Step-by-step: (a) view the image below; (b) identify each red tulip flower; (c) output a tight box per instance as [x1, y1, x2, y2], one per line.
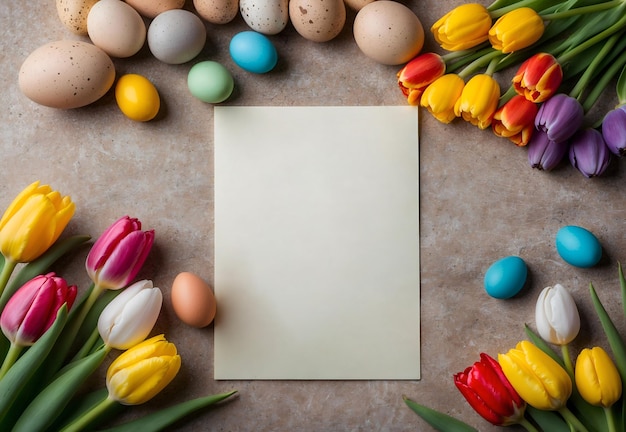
[454, 353, 526, 426]
[397, 53, 446, 106]
[86, 216, 155, 291]
[512, 53, 563, 103]
[492, 95, 539, 146]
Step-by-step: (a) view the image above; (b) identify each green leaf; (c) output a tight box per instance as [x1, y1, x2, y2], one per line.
[617, 64, 626, 105]
[524, 324, 566, 367]
[403, 396, 478, 432]
[0, 234, 91, 311]
[0, 305, 68, 424]
[11, 345, 108, 432]
[526, 406, 570, 432]
[619, 262, 626, 321]
[96, 391, 238, 432]
[51, 388, 126, 432]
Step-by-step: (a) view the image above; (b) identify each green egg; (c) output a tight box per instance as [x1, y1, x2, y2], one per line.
[187, 61, 234, 104]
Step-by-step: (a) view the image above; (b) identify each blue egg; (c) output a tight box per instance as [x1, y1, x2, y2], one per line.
[229, 31, 278, 74]
[484, 256, 528, 299]
[556, 225, 602, 268]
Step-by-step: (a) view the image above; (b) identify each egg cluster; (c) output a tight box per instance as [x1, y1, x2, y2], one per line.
[18, 0, 426, 121]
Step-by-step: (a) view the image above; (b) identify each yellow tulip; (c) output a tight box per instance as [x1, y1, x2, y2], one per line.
[575, 347, 622, 408]
[0, 181, 75, 263]
[420, 74, 465, 124]
[489, 8, 545, 53]
[498, 340, 572, 411]
[454, 74, 500, 129]
[431, 3, 492, 51]
[106, 334, 181, 405]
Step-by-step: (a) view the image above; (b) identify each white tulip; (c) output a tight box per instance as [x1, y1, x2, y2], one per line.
[98, 279, 162, 350]
[535, 283, 580, 345]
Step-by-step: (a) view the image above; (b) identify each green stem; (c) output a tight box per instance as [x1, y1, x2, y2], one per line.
[561, 344, 575, 378]
[559, 406, 590, 432]
[0, 342, 23, 380]
[490, 0, 548, 17]
[0, 259, 17, 303]
[519, 417, 541, 432]
[570, 33, 619, 102]
[542, 0, 623, 20]
[71, 325, 101, 362]
[458, 51, 503, 79]
[604, 406, 617, 432]
[558, 9, 626, 64]
[60, 395, 116, 432]
[583, 46, 626, 112]
[499, 85, 518, 107]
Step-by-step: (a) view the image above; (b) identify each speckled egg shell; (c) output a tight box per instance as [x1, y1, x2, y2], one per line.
[289, 0, 346, 43]
[343, 0, 376, 11]
[240, 0, 289, 35]
[194, 0, 239, 25]
[18, 40, 115, 109]
[56, 0, 99, 35]
[125, 0, 185, 19]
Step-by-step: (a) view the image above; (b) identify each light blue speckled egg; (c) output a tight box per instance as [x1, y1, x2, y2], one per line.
[484, 256, 528, 299]
[556, 225, 602, 268]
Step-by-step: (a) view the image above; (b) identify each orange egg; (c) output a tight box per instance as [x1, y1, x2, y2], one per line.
[171, 272, 217, 328]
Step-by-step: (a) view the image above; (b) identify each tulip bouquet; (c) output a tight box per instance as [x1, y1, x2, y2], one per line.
[0, 181, 236, 431]
[397, 0, 626, 177]
[404, 266, 626, 432]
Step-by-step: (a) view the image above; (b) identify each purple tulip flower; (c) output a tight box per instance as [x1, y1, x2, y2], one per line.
[601, 105, 626, 156]
[528, 129, 569, 171]
[86, 216, 155, 290]
[569, 128, 611, 178]
[535, 94, 584, 143]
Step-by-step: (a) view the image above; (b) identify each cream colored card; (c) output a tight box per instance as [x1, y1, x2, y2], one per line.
[213, 106, 420, 380]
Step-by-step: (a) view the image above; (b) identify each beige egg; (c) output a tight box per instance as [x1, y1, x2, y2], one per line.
[353, 1, 424, 65]
[194, 0, 239, 24]
[88, 0, 146, 58]
[56, 0, 99, 35]
[18, 40, 115, 109]
[289, 0, 346, 43]
[171, 272, 217, 328]
[343, 0, 376, 11]
[125, 0, 185, 19]
[240, 0, 289, 35]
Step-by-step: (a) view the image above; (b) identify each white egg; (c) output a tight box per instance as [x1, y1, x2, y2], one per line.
[87, 0, 146, 58]
[147, 9, 206, 64]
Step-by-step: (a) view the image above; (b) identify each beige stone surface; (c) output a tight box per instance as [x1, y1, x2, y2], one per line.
[1, 1, 625, 431]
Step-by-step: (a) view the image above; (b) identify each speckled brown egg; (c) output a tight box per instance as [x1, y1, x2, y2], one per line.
[56, 0, 99, 35]
[171, 272, 217, 328]
[125, 0, 185, 19]
[289, 0, 346, 43]
[194, 0, 240, 24]
[18, 40, 115, 109]
[353, 0, 424, 65]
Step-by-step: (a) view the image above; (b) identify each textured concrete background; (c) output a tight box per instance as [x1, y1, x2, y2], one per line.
[1, 1, 625, 431]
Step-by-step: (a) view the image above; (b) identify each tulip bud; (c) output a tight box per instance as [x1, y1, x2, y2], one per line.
[601, 105, 626, 156]
[86, 215, 155, 290]
[454, 74, 500, 129]
[397, 53, 446, 106]
[535, 94, 584, 143]
[431, 3, 492, 51]
[513, 53, 563, 103]
[575, 347, 622, 408]
[420, 74, 465, 124]
[535, 284, 580, 346]
[492, 95, 538, 146]
[98, 279, 163, 350]
[0, 272, 77, 346]
[569, 128, 611, 178]
[106, 334, 181, 405]
[489, 8, 544, 53]
[527, 129, 568, 171]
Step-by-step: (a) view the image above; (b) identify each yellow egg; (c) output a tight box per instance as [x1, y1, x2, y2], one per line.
[171, 272, 217, 328]
[115, 74, 160, 121]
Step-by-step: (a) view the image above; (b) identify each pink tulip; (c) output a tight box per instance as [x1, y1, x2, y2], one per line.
[86, 216, 155, 290]
[0, 272, 77, 346]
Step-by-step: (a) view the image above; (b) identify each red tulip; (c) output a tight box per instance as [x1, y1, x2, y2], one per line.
[454, 353, 526, 426]
[512, 53, 562, 103]
[492, 95, 539, 146]
[397, 53, 446, 106]
[0, 272, 76, 346]
[85, 216, 154, 290]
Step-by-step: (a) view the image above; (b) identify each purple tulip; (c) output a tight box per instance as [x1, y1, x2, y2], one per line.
[85, 216, 155, 290]
[535, 94, 584, 143]
[601, 105, 626, 156]
[528, 129, 569, 171]
[569, 128, 611, 178]
[0, 272, 77, 346]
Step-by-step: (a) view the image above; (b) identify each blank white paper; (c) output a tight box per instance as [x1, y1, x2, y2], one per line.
[213, 106, 420, 380]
